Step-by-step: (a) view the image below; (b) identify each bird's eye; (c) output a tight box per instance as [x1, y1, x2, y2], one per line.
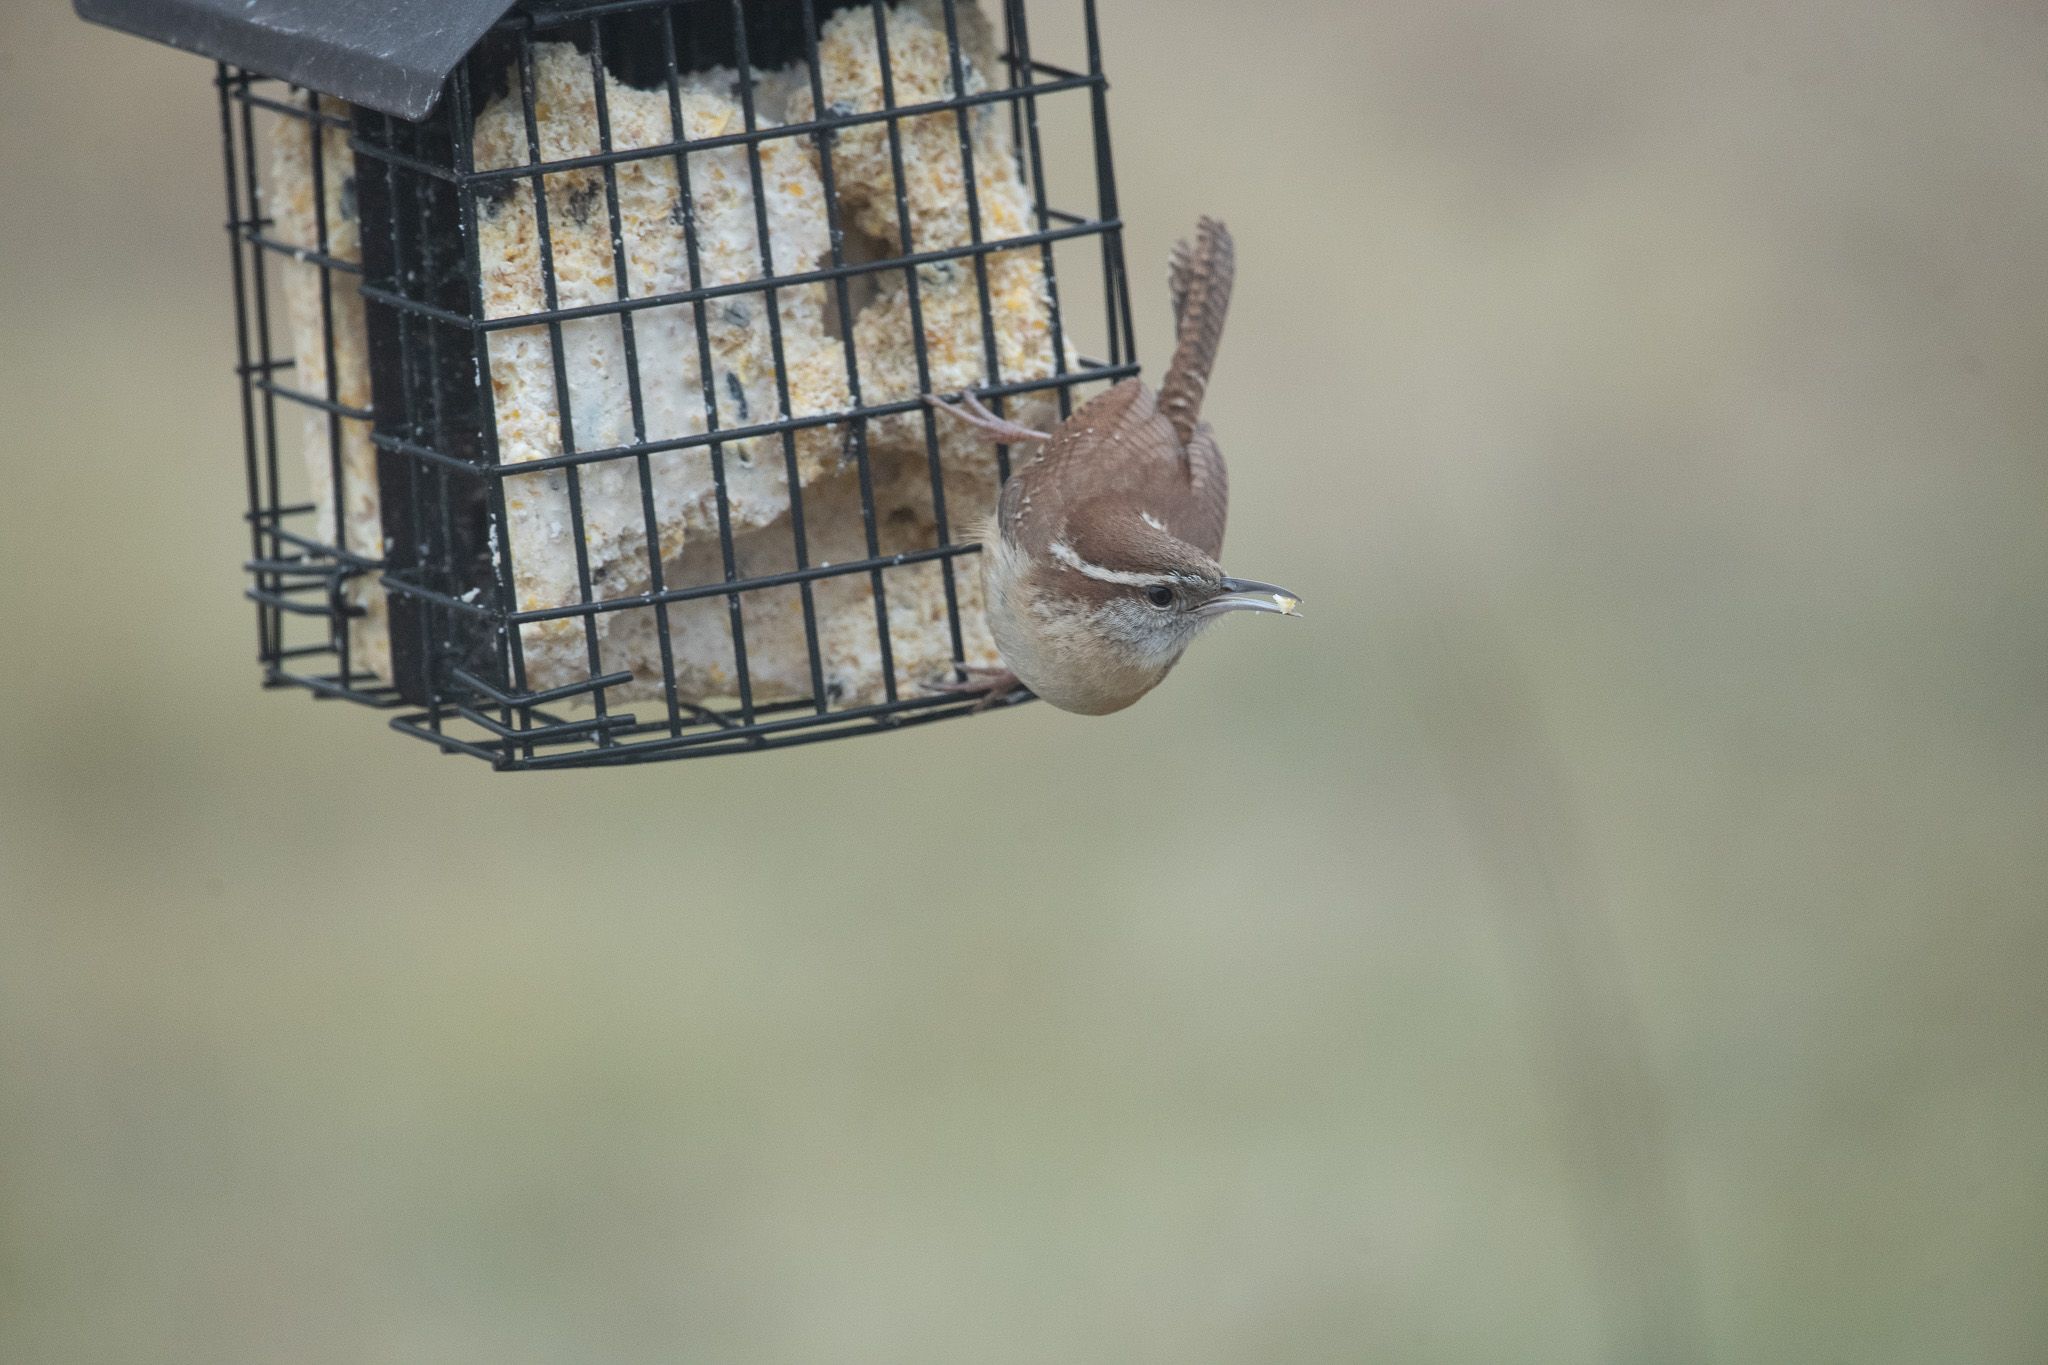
[1145, 585, 1175, 608]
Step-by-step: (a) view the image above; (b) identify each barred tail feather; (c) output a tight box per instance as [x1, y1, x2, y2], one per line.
[1159, 216, 1235, 451]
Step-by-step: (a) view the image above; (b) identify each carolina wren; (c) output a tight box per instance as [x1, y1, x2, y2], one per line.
[928, 217, 1300, 715]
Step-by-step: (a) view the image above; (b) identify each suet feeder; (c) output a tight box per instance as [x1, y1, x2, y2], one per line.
[76, 0, 1135, 767]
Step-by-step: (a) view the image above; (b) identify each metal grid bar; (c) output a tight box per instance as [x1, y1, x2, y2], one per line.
[451, 58, 538, 756]
[936, 0, 1016, 485]
[345, 70, 1103, 186]
[355, 216, 1117, 335]
[800, 0, 898, 706]
[654, 2, 759, 730]
[730, 0, 830, 716]
[302, 85, 355, 690]
[586, 24, 687, 739]
[515, 32, 618, 750]
[868, 0, 968, 671]
[387, 538, 981, 625]
[1000, 0, 1075, 421]
[1084, 0, 1137, 366]
[373, 363, 1129, 481]
[219, 67, 275, 669]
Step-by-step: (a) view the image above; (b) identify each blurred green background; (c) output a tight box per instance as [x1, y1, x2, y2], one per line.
[3, 2, 2045, 1361]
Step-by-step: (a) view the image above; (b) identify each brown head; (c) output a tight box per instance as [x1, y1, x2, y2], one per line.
[1003, 496, 1299, 715]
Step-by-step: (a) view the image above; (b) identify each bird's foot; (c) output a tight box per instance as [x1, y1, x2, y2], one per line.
[925, 391, 1053, 445]
[925, 664, 1028, 713]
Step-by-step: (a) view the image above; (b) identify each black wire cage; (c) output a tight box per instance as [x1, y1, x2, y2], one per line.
[77, 0, 1135, 769]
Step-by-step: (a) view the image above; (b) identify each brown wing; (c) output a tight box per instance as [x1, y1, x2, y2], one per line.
[998, 379, 1228, 559]
[1158, 218, 1235, 454]
[1177, 420, 1229, 558]
[999, 380, 1171, 552]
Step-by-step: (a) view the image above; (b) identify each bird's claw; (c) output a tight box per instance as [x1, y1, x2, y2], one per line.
[924, 391, 1053, 445]
[924, 664, 1027, 713]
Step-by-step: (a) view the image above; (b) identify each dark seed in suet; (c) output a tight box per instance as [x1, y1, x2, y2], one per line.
[565, 181, 600, 226]
[474, 180, 515, 216]
[821, 100, 857, 143]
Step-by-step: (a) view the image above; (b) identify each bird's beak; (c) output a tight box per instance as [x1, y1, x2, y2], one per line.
[1198, 577, 1304, 619]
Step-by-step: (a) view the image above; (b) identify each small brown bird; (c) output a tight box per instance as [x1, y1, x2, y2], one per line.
[929, 217, 1300, 715]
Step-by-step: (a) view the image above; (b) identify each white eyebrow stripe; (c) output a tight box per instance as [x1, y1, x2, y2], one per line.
[1048, 539, 1177, 587]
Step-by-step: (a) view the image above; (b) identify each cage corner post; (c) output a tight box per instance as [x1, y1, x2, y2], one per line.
[352, 96, 503, 717]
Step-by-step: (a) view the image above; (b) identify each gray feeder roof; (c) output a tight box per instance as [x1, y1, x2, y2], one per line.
[75, 0, 526, 120]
